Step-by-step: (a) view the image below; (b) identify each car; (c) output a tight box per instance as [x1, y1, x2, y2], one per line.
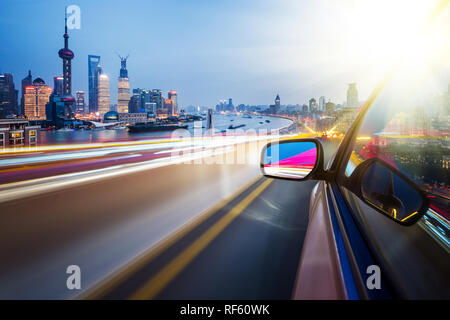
[260, 61, 449, 299]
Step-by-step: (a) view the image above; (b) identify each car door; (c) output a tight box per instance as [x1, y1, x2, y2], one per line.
[293, 3, 449, 299]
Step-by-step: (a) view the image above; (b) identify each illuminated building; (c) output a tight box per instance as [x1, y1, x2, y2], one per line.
[168, 90, 178, 114]
[0, 119, 39, 147]
[98, 71, 111, 116]
[24, 78, 52, 120]
[57, 10, 75, 111]
[129, 88, 154, 113]
[117, 55, 130, 113]
[88, 55, 101, 113]
[128, 92, 141, 113]
[150, 89, 163, 110]
[164, 99, 174, 116]
[0, 73, 18, 117]
[53, 76, 63, 95]
[346, 83, 359, 107]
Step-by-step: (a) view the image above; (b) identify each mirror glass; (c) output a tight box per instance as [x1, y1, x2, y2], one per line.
[360, 161, 426, 224]
[262, 141, 317, 179]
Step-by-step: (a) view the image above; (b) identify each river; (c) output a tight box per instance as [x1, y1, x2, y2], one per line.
[38, 114, 293, 146]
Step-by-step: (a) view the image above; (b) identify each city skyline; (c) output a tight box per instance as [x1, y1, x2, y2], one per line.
[1, 0, 421, 108]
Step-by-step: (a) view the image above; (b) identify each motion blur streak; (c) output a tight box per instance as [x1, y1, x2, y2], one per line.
[0, 145, 238, 203]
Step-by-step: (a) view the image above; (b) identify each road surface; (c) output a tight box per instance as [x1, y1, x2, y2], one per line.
[0, 136, 338, 299]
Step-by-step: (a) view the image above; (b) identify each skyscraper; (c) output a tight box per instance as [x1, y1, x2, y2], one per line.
[53, 76, 63, 95]
[275, 94, 280, 111]
[117, 55, 130, 113]
[0, 73, 18, 117]
[129, 88, 142, 113]
[21, 70, 32, 115]
[98, 70, 111, 116]
[319, 96, 326, 111]
[309, 98, 317, 112]
[168, 90, 178, 115]
[88, 55, 101, 113]
[164, 99, 174, 115]
[24, 77, 52, 120]
[150, 89, 163, 111]
[346, 83, 359, 107]
[228, 98, 235, 112]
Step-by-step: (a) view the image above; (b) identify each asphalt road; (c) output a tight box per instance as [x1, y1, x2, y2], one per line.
[93, 177, 317, 300]
[0, 137, 338, 299]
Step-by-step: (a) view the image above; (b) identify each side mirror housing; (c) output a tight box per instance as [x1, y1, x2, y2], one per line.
[260, 139, 325, 181]
[348, 158, 429, 226]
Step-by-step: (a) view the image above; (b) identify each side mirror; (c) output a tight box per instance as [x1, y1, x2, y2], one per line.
[349, 158, 429, 226]
[260, 139, 324, 180]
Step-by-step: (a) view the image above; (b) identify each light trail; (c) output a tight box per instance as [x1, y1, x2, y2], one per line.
[0, 134, 288, 168]
[0, 147, 234, 203]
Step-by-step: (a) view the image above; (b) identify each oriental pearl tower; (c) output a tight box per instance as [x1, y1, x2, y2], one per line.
[57, 9, 75, 113]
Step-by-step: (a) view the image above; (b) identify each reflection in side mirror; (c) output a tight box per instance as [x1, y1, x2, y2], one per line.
[260, 139, 321, 180]
[355, 159, 429, 225]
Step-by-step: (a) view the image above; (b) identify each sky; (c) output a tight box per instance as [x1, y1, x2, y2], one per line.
[0, 0, 448, 108]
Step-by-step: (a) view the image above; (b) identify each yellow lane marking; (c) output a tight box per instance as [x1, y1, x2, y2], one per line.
[128, 178, 274, 300]
[80, 175, 263, 300]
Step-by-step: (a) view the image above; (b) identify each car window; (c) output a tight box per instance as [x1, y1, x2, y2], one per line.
[338, 5, 450, 298]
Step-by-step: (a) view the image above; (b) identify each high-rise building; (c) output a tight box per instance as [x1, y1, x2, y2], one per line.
[275, 94, 280, 110]
[319, 96, 326, 111]
[97, 70, 110, 116]
[24, 77, 52, 120]
[164, 99, 174, 115]
[0, 73, 18, 117]
[150, 89, 163, 110]
[346, 83, 359, 107]
[129, 89, 142, 113]
[20, 70, 32, 115]
[145, 102, 156, 114]
[53, 76, 64, 95]
[309, 98, 317, 112]
[76, 91, 85, 114]
[168, 90, 178, 115]
[117, 55, 130, 113]
[88, 55, 101, 113]
[228, 98, 234, 112]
